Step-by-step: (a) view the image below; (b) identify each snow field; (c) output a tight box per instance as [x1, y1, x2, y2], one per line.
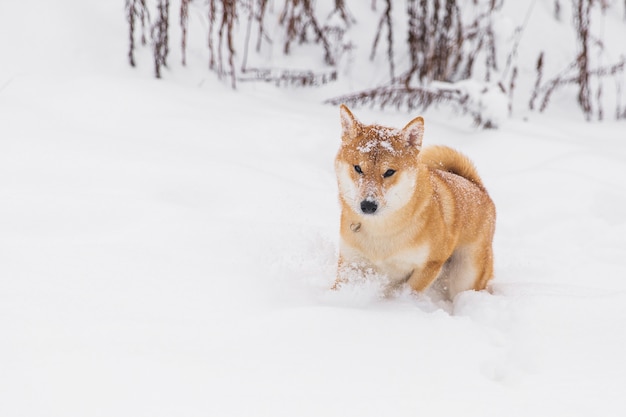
[3, 72, 626, 416]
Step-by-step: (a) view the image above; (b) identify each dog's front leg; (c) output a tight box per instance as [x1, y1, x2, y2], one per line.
[331, 278, 344, 290]
[406, 260, 445, 293]
[332, 255, 359, 290]
[331, 256, 347, 290]
[332, 243, 369, 290]
[332, 252, 373, 290]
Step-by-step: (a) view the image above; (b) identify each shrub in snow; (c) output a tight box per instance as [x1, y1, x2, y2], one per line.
[125, 0, 626, 125]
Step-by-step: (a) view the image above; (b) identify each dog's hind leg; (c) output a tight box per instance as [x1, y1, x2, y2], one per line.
[406, 260, 446, 294]
[473, 244, 494, 292]
[447, 244, 493, 299]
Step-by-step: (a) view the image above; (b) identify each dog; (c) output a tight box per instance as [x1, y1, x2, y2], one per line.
[333, 105, 496, 300]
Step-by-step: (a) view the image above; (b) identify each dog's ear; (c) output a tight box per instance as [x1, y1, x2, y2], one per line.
[339, 104, 360, 142]
[401, 116, 424, 150]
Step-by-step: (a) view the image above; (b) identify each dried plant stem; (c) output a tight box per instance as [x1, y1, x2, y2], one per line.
[218, 0, 237, 88]
[370, 0, 394, 80]
[207, 0, 216, 70]
[508, 66, 518, 116]
[280, 0, 336, 65]
[242, 0, 254, 72]
[126, 0, 150, 67]
[574, 0, 593, 120]
[152, 0, 170, 78]
[180, 0, 191, 66]
[127, 0, 137, 67]
[328, 0, 355, 26]
[238, 68, 337, 86]
[256, 0, 270, 52]
[325, 83, 492, 128]
[529, 52, 544, 110]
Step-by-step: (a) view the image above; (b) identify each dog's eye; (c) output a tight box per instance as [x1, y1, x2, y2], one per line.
[383, 169, 396, 178]
[354, 165, 363, 174]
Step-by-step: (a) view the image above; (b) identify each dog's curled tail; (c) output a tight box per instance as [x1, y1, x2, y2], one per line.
[419, 145, 486, 190]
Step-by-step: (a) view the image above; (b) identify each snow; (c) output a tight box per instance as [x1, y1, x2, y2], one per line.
[357, 137, 398, 154]
[2, 1, 626, 417]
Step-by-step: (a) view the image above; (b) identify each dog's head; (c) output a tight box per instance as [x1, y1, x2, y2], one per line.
[335, 105, 425, 217]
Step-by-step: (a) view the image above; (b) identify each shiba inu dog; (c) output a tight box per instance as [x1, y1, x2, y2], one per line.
[333, 105, 496, 299]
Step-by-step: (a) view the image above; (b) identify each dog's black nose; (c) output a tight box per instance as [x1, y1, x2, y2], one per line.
[360, 200, 378, 214]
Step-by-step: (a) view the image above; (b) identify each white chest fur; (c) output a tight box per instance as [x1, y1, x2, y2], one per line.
[340, 239, 430, 284]
[374, 244, 430, 283]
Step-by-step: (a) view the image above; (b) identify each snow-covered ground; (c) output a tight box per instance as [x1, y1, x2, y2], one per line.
[2, 2, 626, 417]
